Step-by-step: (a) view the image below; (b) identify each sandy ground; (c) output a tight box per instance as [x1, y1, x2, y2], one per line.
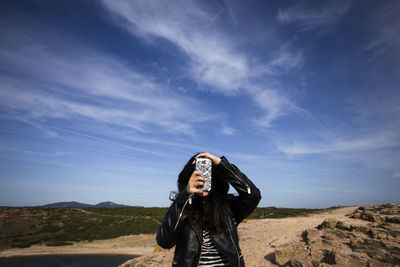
[0, 206, 361, 266]
[0, 234, 156, 257]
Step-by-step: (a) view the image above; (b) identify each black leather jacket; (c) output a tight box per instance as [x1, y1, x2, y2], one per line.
[156, 156, 261, 267]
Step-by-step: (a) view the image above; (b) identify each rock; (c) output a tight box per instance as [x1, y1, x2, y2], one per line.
[336, 221, 351, 231]
[302, 229, 321, 244]
[309, 244, 325, 263]
[367, 258, 394, 267]
[361, 211, 376, 222]
[321, 232, 335, 240]
[376, 233, 387, 240]
[350, 238, 363, 249]
[351, 224, 370, 233]
[318, 218, 338, 229]
[372, 215, 385, 224]
[272, 204, 400, 267]
[385, 215, 400, 223]
[288, 253, 313, 267]
[335, 252, 365, 266]
[288, 257, 304, 267]
[367, 248, 386, 260]
[367, 229, 378, 238]
[321, 250, 336, 265]
[274, 244, 296, 265]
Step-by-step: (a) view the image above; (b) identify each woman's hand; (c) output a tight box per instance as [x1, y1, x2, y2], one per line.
[193, 152, 221, 165]
[186, 171, 209, 197]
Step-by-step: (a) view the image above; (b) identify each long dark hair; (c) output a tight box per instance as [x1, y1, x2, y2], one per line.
[175, 153, 231, 232]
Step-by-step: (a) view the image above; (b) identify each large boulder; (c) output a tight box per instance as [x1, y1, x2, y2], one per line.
[274, 244, 297, 265]
[317, 218, 338, 229]
[308, 243, 325, 263]
[361, 211, 375, 222]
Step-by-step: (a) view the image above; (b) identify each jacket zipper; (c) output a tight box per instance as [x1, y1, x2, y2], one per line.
[228, 221, 241, 267]
[220, 161, 251, 194]
[173, 194, 192, 231]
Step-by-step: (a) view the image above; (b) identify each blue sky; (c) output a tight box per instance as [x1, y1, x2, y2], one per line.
[0, 0, 399, 208]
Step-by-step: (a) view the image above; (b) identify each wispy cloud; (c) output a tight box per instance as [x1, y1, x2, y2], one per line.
[251, 87, 295, 127]
[277, 134, 399, 155]
[220, 124, 236, 136]
[0, 25, 217, 135]
[364, 1, 400, 63]
[277, 0, 352, 33]
[100, 0, 304, 127]
[274, 88, 400, 178]
[263, 49, 303, 75]
[101, 0, 248, 94]
[23, 150, 72, 157]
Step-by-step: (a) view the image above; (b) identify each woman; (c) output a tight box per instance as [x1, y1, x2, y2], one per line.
[157, 152, 261, 267]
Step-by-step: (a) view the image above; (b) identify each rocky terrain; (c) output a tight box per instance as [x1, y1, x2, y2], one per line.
[272, 204, 400, 266]
[120, 204, 400, 267]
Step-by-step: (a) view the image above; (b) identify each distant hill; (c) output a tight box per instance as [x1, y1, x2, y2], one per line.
[0, 201, 140, 209]
[41, 201, 136, 208]
[41, 201, 93, 208]
[94, 201, 130, 208]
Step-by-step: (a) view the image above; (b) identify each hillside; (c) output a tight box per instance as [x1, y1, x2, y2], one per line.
[0, 207, 166, 250]
[1, 201, 135, 209]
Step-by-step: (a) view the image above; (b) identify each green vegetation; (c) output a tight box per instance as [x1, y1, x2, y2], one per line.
[0, 206, 337, 250]
[45, 241, 73, 246]
[0, 207, 167, 250]
[247, 206, 337, 219]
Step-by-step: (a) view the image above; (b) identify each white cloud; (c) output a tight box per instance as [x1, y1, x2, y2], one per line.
[277, 1, 352, 33]
[22, 151, 72, 157]
[0, 28, 216, 135]
[101, 0, 248, 94]
[277, 134, 400, 155]
[100, 0, 305, 127]
[364, 1, 400, 63]
[220, 124, 235, 136]
[251, 88, 292, 127]
[263, 49, 303, 75]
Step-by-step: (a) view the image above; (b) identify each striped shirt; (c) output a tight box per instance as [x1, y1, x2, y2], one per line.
[198, 229, 231, 266]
